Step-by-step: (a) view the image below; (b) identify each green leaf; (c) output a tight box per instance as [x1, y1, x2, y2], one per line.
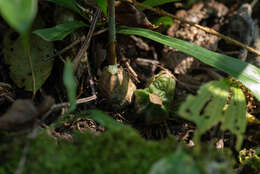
[79, 109, 124, 129]
[94, 0, 107, 16]
[148, 71, 176, 107]
[33, 21, 87, 41]
[149, 150, 201, 174]
[179, 80, 230, 138]
[63, 59, 77, 112]
[3, 31, 54, 91]
[48, 0, 85, 18]
[179, 79, 247, 150]
[134, 71, 176, 124]
[153, 16, 173, 28]
[117, 26, 260, 101]
[0, 0, 37, 34]
[221, 85, 247, 150]
[139, 0, 179, 11]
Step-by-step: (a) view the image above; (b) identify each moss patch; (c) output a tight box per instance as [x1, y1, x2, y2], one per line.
[0, 126, 234, 174]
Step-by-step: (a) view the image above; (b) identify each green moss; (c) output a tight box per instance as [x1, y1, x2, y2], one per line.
[0, 132, 25, 174]
[0, 126, 235, 174]
[1, 127, 176, 174]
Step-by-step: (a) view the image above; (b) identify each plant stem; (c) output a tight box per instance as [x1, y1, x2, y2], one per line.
[72, 8, 101, 71]
[108, 0, 117, 65]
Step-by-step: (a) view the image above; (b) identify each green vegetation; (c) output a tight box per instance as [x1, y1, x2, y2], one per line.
[0, 125, 234, 174]
[134, 71, 176, 124]
[0, 0, 260, 173]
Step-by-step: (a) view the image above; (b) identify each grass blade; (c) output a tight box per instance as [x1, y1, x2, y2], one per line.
[117, 26, 260, 101]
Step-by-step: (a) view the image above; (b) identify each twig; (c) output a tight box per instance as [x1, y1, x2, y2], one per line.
[41, 95, 97, 121]
[135, 57, 160, 65]
[123, 60, 140, 83]
[58, 55, 66, 64]
[85, 55, 97, 97]
[131, 0, 260, 56]
[93, 28, 109, 36]
[72, 8, 101, 70]
[43, 36, 85, 61]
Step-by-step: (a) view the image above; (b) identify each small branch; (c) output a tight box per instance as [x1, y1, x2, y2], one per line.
[72, 8, 101, 70]
[41, 95, 97, 121]
[86, 56, 97, 97]
[123, 60, 140, 83]
[108, 0, 117, 65]
[43, 36, 85, 61]
[131, 0, 260, 56]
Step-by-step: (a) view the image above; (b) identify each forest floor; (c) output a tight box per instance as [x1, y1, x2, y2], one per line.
[0, 0, 260, 174]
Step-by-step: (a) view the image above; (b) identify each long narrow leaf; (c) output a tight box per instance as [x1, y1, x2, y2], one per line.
[117, 26, 260, 101]
[33, 21, 87, 41]
[63, 59, 77, 112]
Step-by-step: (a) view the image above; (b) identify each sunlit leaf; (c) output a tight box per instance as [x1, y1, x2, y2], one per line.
[0, 0, 37, 33]
[221, 85, 247, 150]
[63, 59, 77, 112]
[179, 79, 247, 150]
[117, 26, 260, 101]
[179, 80, 230, 139]
[33, 21, 87, 41]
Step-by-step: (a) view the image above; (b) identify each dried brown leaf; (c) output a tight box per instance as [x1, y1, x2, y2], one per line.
[149, 93, 162, 105]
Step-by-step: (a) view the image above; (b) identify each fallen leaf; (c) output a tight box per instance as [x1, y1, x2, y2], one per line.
[3, 31, 54, 91]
